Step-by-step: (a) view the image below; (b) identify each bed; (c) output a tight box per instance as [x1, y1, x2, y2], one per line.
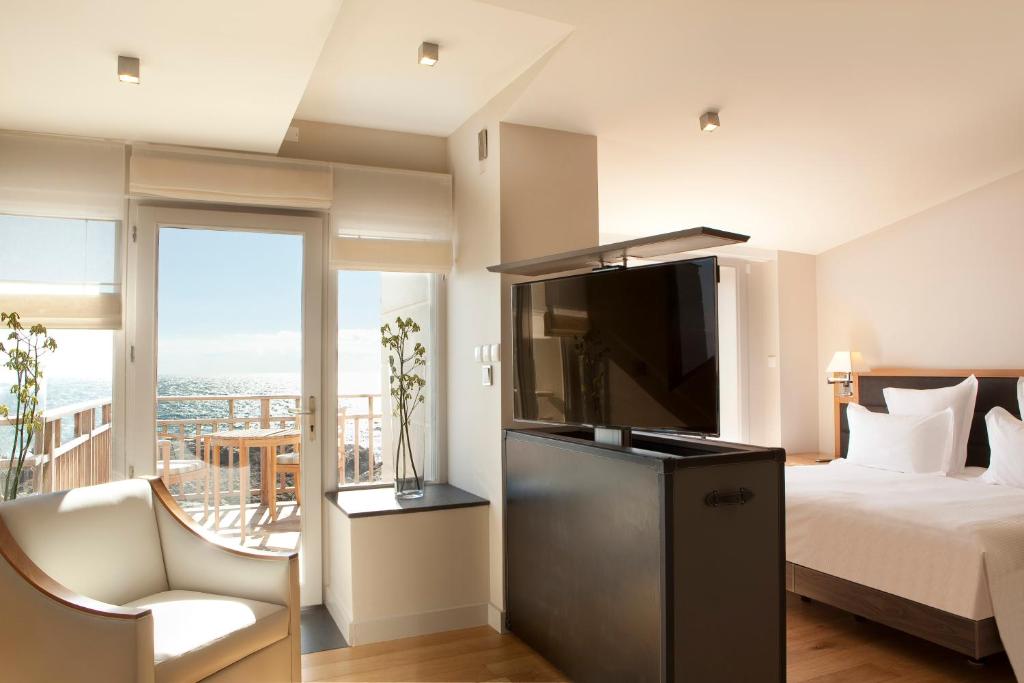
[786, 369, 1024, 662]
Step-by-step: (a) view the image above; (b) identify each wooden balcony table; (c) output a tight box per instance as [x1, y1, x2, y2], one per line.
[200, 427, 301, 542]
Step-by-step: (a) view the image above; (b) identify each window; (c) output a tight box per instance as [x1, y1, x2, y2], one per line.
[337, 271, 438, 486]
[0, 214, 121, 499]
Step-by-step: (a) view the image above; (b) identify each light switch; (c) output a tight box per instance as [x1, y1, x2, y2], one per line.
[490, 343, 500, 361]
[481, 345, 491, 363]
[474, 346, 482, 362]
[767, 355, 778, 368]
[482, 365, 493, 386]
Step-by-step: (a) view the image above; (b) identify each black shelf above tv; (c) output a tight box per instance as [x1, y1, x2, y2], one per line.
[486, 226, 749, 276]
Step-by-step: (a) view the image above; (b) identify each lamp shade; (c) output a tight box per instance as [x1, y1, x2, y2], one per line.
[826, 351, 852, 374]
[826, 351, 867, 374]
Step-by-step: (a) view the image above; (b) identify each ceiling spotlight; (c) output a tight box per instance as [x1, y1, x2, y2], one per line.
[699, 110, 720, 132]
[418, 42, 439, 66]
[118, 55, 140, 84]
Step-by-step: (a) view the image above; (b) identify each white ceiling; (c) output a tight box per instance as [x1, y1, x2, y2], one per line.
[294, 0, 573, 137]
[0, 0, 342, 153]
[4, 1, 1023, 253]
[480, 0, 1024, 253]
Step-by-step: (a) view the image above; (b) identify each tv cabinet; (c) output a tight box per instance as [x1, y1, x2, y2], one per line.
[503, 427, 785, 683]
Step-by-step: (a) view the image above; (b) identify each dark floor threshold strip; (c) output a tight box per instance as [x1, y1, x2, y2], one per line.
[301, 604, 347, 654]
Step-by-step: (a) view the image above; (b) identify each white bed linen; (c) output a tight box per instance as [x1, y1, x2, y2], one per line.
[787, 460, 1024, 619]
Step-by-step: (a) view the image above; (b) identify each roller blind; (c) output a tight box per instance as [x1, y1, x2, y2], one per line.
[129, 144, 334, 210]
[0, 214, 121, 329]
[329, 164, 453, 272]
[0, 131, 125, 220]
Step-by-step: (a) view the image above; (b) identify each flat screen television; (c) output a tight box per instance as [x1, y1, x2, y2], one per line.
[512, 257, 719, 435]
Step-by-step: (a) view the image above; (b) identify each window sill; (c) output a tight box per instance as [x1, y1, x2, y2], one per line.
[325, 483, 488, 519]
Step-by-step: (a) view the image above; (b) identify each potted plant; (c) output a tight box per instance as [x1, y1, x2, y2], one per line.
[0, 312, 56, 502]
[380, 316, 427, 499]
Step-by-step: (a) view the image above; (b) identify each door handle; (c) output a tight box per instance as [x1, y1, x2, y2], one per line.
[288, 396, 316, 441]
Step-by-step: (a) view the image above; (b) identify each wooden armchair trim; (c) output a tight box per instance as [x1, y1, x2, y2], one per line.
[144, 476, 298, 562]
[0, 513, 151, 621]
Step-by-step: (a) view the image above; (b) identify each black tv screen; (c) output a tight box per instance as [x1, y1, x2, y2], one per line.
[512, 257, 719, 435]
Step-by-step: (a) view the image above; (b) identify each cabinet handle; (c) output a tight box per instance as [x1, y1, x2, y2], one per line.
[705, 488, 754, 507]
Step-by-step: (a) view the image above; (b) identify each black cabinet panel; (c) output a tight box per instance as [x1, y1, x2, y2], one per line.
[503, 429, 784, 683]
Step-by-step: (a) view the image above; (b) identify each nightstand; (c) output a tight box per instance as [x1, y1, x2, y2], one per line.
[786, 452, 835, 467]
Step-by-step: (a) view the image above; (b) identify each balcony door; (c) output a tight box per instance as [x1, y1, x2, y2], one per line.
[125, 206, 324, 605]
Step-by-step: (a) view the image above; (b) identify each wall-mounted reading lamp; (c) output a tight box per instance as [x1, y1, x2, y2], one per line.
[826, 351, 867, 398]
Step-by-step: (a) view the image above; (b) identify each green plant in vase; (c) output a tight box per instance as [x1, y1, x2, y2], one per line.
[0, 312, 57, 502]
[381, 316, 426, 498]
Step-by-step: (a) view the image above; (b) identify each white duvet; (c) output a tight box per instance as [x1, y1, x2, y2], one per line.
[787, 460, 1024, 675]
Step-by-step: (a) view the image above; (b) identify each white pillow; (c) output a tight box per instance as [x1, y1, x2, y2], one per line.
[883, 375, 978, 474]
[981, 407, 1024, 488]
[846, 403, 953, 474]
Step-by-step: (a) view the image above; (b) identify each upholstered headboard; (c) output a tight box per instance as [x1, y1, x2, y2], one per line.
[837, 369, 1024, 468]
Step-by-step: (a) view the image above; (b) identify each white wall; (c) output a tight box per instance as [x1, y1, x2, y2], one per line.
[777, 251, 819, 453]
[816, 168, 1024, 454]
[445, 56, 596, 632]
[746, 258, 782, 447]
[445, 74, 517, 633]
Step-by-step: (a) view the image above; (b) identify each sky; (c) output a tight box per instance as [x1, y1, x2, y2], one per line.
[157, 228, 383, 392]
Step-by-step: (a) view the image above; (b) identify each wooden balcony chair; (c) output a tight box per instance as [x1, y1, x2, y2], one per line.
[269, 449, 301, 521]
[157, 438, 212, 523]
[0, 477, 300, 682]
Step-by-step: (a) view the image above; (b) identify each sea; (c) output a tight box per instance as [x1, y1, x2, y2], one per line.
[1, 373, 379, 455]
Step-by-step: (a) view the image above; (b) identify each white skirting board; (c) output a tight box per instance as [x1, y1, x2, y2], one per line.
[325, 588, 487, 646]
[324, 586, 353, 645]
[488, 603, 506, 633]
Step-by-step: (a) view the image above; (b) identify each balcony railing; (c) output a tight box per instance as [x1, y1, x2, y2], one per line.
[0, 393, 383, 497]
[156, 393, 383, 486]
[0, 397, 113, 495]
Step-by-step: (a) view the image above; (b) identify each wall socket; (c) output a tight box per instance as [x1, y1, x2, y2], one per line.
[482, 365, 493, 386]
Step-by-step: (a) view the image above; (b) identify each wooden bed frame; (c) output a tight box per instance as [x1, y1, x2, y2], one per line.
[788, 368, 1024, 661]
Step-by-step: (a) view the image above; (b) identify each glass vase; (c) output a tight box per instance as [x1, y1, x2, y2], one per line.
[391, 415, 425, 499]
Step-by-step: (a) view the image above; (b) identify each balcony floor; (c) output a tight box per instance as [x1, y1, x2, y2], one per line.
[183, 499, 301, 553]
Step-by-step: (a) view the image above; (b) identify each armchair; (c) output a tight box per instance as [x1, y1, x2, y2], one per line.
[0, 477, 300, 683]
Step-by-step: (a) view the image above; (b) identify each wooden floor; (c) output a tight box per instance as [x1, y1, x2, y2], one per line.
[301, 595, 1017, 682]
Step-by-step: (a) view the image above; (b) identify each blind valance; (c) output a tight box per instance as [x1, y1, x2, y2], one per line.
[329, 236, 452, 273]
[129, 144, 333, 210]
[0, 131, 125, 220]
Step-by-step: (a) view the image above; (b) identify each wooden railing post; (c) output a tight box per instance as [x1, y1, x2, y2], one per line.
[47, 418, 61, 492]
[260, 397, 271, 429]
[338, 408, 348, 485]
[368, 396, 376, 481]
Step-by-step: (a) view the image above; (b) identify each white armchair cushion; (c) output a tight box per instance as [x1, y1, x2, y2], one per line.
[122, 590, 288, 683]
[0, 478, 168, 605]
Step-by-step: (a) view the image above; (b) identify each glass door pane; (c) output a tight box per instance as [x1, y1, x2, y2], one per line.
[156, 227, 303, 552]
